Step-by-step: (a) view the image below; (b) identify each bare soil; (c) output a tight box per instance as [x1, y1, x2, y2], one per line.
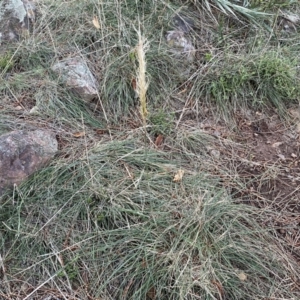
[233, 109, 300, 264]
[179, 105, 300, 269]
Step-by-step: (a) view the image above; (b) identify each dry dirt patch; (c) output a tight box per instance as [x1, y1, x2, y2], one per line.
[235, 109, 300, 261]
[198, 107, 300, 264]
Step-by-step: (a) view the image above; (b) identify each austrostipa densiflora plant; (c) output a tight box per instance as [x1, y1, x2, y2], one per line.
[135, 27, 149, 126]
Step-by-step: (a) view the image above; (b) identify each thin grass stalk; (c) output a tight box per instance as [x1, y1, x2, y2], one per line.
[135, 29, 149, 126]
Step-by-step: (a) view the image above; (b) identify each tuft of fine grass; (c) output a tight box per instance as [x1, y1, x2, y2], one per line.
[189, 45, 300, 115]
[1, 136, 299, 299]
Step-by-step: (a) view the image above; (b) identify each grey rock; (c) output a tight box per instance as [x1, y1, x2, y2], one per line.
[172, 14, 194, 33]
[166, 13, 196, 79]
[166, 30, 195, 62]
[51, 57, 98, 101]
[0, 0, 36, 43]
[0, 130, 58, 195]
[281, 12, 300, 25]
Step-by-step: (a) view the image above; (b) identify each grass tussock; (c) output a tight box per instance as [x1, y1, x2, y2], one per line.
[191, 48, 300, 112]
[1, 137, 299, 299]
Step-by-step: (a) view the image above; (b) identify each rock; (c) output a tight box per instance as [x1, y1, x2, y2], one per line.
[210, 149, 220, 160]
[22, 0, 36, 23]
[289, 108, 300, 120]
[277, 13, 299, 34]
[0, 0, 36, 43]
[165, 29, 195, 79]
[172, 14, 194, 33]
[41, 296, 65, 300]
[166, 30, 195, 62]
[206, 146, 221, 160]
[0, 130, 58, 195]
[51, 57, 98, 101]
[283, 13, 300, 24]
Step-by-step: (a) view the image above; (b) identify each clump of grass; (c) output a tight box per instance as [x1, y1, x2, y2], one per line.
[0, 52, 14, 74]
[188, 0, 271, 26]
[191, 47, 300, 112]
[253, 51, 299, 104]
[149, 109, 175, 135]
[1, 137, 299, 299]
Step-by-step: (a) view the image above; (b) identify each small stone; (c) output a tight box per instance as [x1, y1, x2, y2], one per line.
[289, 108, 300, 119]
[29, 106, 40, 115]
[0, 130, 58, 195]
[166, 30, 195, 62]
[212, 130, 221, 137]
[237, 272, 247, 281]
[0, 0, 36, 43]
[272, 142, 283, 148]
[210, 149, 220, 159]
[283, 13, 300, 24]
[51, 57, 98, 101]
[172, 14, 194, 33]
